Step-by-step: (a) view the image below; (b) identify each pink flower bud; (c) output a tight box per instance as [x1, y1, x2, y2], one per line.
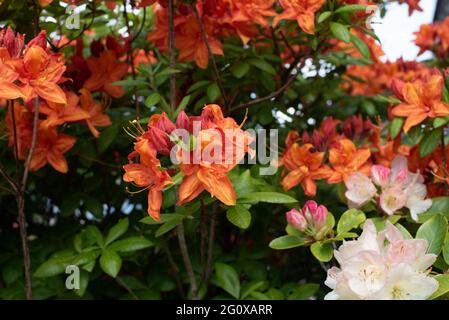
[312, 205, 327, 229]
[301, 200, 318, 217]
[0, 26, 24, 58]
[148, 127, 172, 156]
[286, 208, 307, 232]
[27, 30, 48, 49]
[156, 112, 176, 133]
[176, 110, 190, 131]
[371, 165, 391, 188]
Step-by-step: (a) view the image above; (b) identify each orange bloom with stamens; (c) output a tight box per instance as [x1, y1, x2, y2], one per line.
[391, 74, 449, 133]
[123, 137, 173, 220]
[177, 104, 253, 206]
[14, 45, 67, 105]
[83, 50, 128, 98]
[327, 139, 371, 184]
[280, 140, 332, 197]
[79, 88, 112, 138]
[273, 0, 326, 35]
[30, 125, 76, 173]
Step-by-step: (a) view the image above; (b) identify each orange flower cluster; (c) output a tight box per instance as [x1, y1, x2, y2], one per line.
[280, 115, 376, 196]
[0, 28, 115, 173]
[148, 0, 325, 68]
[414, 16, 449, 59]
[123, 104, 253, 220]
[391, 72, 449, 133]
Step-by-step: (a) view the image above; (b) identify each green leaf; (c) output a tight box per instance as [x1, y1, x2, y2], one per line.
[416, 215, 448, 255]
[226, 205, 251, 229]
[215, 263, 240, 299]
[419, 128, 442, 158]
[429, 274, 449, 299]
[443, 233, 449, 265]
[207, 83, 220, 102]
[84, 197, 103, 219]
[105, 218, 129, 246]
[175, 95, 191, 116]
[247, 58, 276, 75]
[389, 117, 404, 139]
[240, 281, 266, 299]
[230, 61, 250, 79]
[108, 237, 153, 252]
[85, 225, 104, 248]
[97, 124, 118, 154]
[350, 33, 371, 59]
[74, 270, 89, 297]
[269, 235, 307, 250]
[318, 11, 332, 23]
[156, 67, 181, 78]
[155, 215, 184, 237]
[310, 241, 333, 262]
[112, 79, 148, 87]
[99, 249, 122, 278]
[335, 4, 369, 14]
[337, 209, 366, 234]
[395, 223, 413, 240]
[187, 80, 211, 93]
[433, 116, 449, 128]
[288, 283, 319, 300]
[34, 251, 75, 278]
[237, 192, 298, 204]
[330, 22, 351, 43]
[425, 197, 449, 214]
[140, 213, 184, 225]
[144, 93, 160, 108]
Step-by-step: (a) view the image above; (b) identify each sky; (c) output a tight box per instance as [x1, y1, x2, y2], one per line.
[372, 0, 437, 61]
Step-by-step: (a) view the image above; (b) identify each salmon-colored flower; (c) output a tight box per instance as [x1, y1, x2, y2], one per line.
[391, 73, 449, 133]
[327, 139, 371, 184]
[123, 137, 173, 220]
[79, 88, 112, 138]
[273, 0, 326, 35]
[14, 44, 67, 104]
[280, 142, 332, 197]
[30, 125, 76, 173]
[40, 90, 90, 127]
[83, 50, 128, 98]
[177, 104, 253, 206]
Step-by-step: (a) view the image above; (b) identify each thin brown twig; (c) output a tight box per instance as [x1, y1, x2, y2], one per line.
[162, 240, 185, 299]
[10, 101, 22, 181]
[116, 276, 140, 300]
[123, 0, 140, 119]
[177, 222, 198, 299]
[191, 6, 228, 108]
[203, 205, 217, 286]
[199, 198, 207, 269]
[441, 129, 448, 195]
[168, 0, 176, 110]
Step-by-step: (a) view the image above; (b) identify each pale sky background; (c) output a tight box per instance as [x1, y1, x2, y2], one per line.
[372, 0, 437, 61]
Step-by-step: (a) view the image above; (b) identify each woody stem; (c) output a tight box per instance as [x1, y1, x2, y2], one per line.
[168, 0, 176, 110]
[441, 129, 448, 195]
[177, 222, 198, 299]
[191, 5, 228, 109]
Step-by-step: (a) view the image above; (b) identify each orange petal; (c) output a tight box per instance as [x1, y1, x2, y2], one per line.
[0, 81, 24, 99]
[177, 173, 205, 206]
[35, 83, 67, 105]
[197, 168, 236, 206]
[47, 149, 69, 173]
[281, 167, 306, 191]
[148, 188, 162, 221]
[403, 112, 427, 132]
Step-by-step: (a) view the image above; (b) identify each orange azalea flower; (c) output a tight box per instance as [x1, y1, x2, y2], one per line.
[273, 0, 326, 35]
[177, 104, 253, 206]
[30, 125, 76, 173]
[79, 88, 112, 138]
[10, 43, 67, 105]
[40, 90, 90, 127]
[391, 74, 449, 133]
[327, 139, 371, 183]
[176, 14, 223, 69]
[280, 142, 332, 197]
[123, 137, 173, 220]
[83, 50, 128, 98]
[230, 0, 276, 28]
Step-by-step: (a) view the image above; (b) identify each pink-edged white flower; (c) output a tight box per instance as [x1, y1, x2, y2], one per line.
[285, 200, 328, 239]
[324, 220, 438, 300]
[345, 155, 432, 221]
[345, 173, 377, 208]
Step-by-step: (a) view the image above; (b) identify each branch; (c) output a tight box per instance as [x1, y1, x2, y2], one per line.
[168, 0, 177, 110]
[191, 6, 228, 108]
[162, 239, 185, 299]
[123, 0, 140, 118]
[177, 222, 198, 299]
